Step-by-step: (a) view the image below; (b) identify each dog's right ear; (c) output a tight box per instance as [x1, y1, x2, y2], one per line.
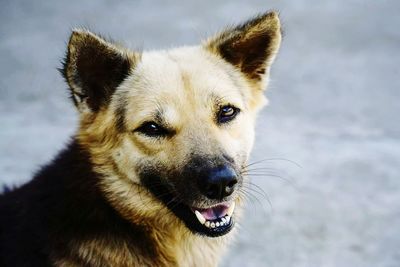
[61, 30, 137, 112]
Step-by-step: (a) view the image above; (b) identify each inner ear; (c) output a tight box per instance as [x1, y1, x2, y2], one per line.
[61, 30, 137, 112]
[206, 11, 281, 84]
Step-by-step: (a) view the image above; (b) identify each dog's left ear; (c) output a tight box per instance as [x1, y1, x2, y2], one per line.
[206, 11, 281, 88]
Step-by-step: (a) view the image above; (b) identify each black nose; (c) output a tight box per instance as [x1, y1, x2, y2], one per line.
[198, 165, 238, 200]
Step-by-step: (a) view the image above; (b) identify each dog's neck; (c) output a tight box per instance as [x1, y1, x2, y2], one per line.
[169, 229, 232, 267]
[68, 221, 232, 267]
[145, 223, 232, 267]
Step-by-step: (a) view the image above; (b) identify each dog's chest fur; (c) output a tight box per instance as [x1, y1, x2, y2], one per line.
[64, 230, 230, 267]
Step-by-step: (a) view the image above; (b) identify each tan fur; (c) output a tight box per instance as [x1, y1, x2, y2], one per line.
[58, 11, 281, 267]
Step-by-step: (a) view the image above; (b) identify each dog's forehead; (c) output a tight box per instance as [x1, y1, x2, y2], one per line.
[120, 46, 247, 113]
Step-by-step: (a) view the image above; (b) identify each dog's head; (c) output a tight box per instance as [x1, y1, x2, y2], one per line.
[62, 12, 281, 237]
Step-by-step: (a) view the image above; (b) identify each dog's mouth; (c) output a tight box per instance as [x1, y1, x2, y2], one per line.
[168, 199, 236, 237]
[141, 173, 235, 237]
[192, 202, 235, 232]
[158, 192, 236, 237]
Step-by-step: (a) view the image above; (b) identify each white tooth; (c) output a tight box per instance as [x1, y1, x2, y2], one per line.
[211, 222, 215, 228]
[195, 210, 206, 225]
[225, 215, 231, 223]
[221, 217, 226, 223]
[227, 202, 236, 217]
[216, 222, 220, 227]
[205, 221, 211, 228]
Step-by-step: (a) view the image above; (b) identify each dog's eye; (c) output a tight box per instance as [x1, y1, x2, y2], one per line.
[217, 105, 240, 124]
[136, 122, 169, 137]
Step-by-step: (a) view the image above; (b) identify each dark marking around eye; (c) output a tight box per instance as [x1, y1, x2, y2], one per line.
[135, 121, 172, 138]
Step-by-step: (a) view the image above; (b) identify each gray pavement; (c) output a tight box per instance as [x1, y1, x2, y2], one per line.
[1, 1, 399, 266]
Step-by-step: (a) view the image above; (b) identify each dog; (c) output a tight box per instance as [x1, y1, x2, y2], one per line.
[0, 11, 281, 267]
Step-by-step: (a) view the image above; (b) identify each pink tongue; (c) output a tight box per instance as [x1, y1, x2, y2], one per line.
[199, 205, 229, 221]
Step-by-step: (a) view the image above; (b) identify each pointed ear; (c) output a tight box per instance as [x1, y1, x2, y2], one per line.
[205, 11, 281, 87]
[61, 30, 137, 112]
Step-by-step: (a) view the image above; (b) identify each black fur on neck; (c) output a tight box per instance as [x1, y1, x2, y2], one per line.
[0, 139, 156, 266]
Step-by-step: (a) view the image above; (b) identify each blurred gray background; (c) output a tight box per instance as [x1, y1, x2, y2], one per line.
[1, 0, 399, 266]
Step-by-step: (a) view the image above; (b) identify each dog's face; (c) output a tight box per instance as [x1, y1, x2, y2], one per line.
[62, 12, 281, 237]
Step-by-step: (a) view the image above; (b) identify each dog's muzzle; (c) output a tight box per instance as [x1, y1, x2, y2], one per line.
[140, 160, 240, 237]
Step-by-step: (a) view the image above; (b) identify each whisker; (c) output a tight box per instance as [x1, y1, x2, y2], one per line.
[243, 158, 302, 169]
[243, 172, 296, 187]
[241, 181, 269, 198]
[239, 188, 271, 214]
[241, 169, 291, 180]
[241, 184, 267, 199]
[238, 189, 259, 212]
[241, 167, 277, 172]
